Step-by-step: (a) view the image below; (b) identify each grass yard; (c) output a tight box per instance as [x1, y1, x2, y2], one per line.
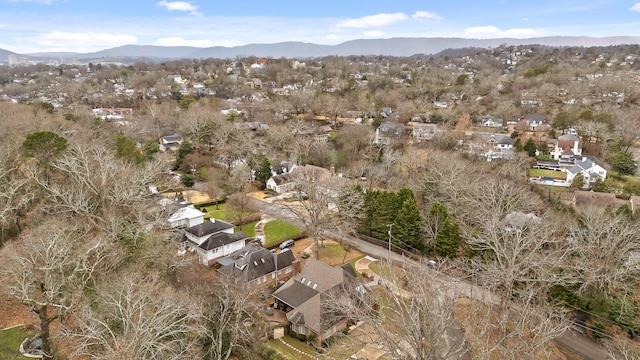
[262, 220, 304, 248]
[318, 241, 364, 266]
[529, 168, 567, 179]
[0, 326, 34, 359]
[235, 220, 258, 238]
[199, 203, 227, 221]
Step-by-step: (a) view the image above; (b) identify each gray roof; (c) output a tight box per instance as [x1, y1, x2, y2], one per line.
[199, 231, 246, 251]
[274, 280, 320, 308]
[185, 219, 234, 237]
[217, 243, 296, 283]
[272, 258, 357, 333]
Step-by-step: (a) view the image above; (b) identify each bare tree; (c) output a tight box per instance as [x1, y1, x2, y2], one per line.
[226, 192, 254, 225]
[26, 144, 166, 242]
[195, 278, 261, 360]
[0, 145, 35, 238]
[278, 168, 344, 259]
[329, 263, 469, 360]
[1, 221, 109, 359]
[66, 274, 201, 360]
[566, 207, 640, 297]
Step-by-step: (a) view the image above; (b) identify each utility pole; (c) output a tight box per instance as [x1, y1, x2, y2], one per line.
[387, 223, 393, 263]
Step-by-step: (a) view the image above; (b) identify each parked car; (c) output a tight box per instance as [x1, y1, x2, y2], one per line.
[279, 239, 295, 250]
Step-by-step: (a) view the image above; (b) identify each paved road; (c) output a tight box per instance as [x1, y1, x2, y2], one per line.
[247, 197, 614, 360]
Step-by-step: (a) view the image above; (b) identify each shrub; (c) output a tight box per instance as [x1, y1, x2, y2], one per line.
[589, 321, 606, 339]
[296, 333, 307, 341]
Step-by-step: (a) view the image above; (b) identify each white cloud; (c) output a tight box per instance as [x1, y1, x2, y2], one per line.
[156, 1, 199, 15]
[336, 13, 408, 28]
[156, 36, 213, 47]
[464, 26, 541, 38]
[325, 34, 342, 41]
[22, 31, 137, 52]
[412, 11, 442, 21]
[364, 30, 385, 37]
[630, 3, 640, 13]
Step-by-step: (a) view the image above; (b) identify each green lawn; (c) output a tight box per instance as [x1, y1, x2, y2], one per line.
[0, 326, 34, 359]
[318, 243, 347, 258]
[199, 203, 227, 221]
[236, 220, 258, 238]
[529, 168, 567, 179]
[263, 220, 304, 248]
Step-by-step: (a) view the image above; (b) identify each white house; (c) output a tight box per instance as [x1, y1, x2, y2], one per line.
[159, 133, 183, 152]
[183, 219, 247, 266]
[488, 134, 514, 150]
[168, 205, 204, 228]
[565, 159, 607, 188]
[550, 134, 582, 160]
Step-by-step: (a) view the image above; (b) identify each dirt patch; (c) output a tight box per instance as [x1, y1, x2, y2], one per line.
[0, 295, 38, 330]
[160, 190, 212, 204]
[248, 191, 270, 200]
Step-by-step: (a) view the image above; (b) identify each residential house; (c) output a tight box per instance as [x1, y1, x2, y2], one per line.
[410, 123, 438, 141]
[272, 258, 359, 346]
[478, 115, 504, 128]
[517, 115, 549, 132]
[550, 134, 583, 161]
[375, 121, 407, 144]
[488, 134, 514, 150]
[159, 133, 183, 152]
[266, 165, 331, 194]
[266, 172, 297, 194]
[565, 158, 607, 188]
[183, 219, 247, 266]
[168, 205, 205, 228]
[217, 242, 300, 288]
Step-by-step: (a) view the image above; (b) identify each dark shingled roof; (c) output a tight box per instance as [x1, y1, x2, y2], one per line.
[199, 231, 246, 251]
[274, 280, 319, 308]
[217, 243, 296, 283]
[185, 219, 234, 237]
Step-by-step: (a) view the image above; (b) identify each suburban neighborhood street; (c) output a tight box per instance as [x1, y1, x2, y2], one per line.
[247, 196, 613, 360]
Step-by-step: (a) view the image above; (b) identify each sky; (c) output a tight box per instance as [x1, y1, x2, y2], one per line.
[1, 0, 640, 54]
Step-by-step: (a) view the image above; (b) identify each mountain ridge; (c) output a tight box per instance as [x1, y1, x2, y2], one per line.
[6, 36, 640, 61]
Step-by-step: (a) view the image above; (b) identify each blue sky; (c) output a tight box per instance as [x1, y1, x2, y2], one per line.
[1, 0, 640, 53]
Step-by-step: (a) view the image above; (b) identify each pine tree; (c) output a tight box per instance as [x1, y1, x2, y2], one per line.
[253, 154, 272, 189]
[394, 198, 424, 251]
[435, 219, 462, 258]
[427, 202, 462, 258]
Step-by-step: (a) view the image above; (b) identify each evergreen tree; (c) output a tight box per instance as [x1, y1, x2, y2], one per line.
[253, 154, 272, 189]
[427, 202, 462, 258]
[176, 141, 194, 169]
[524, 138, 537, 157]
[21, 131, 68, 163]
[113, 134, 145, 164]
[435, 219, 462, 258]
[394, 198, 424, 251]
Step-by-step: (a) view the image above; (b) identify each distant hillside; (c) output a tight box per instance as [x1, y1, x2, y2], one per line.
[8, 36, 640, 61]
[0, 48, 19, 60]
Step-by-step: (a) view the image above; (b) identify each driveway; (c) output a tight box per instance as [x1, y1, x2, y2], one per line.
[246, 196, 614, 360]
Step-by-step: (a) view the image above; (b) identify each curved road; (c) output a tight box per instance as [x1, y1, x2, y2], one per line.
[247, 196, 614, 360]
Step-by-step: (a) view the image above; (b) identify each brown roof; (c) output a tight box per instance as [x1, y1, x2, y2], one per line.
[272, 258, 356, 334]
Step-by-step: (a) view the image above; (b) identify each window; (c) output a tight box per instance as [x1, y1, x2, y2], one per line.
[285, 267, 292, 274]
